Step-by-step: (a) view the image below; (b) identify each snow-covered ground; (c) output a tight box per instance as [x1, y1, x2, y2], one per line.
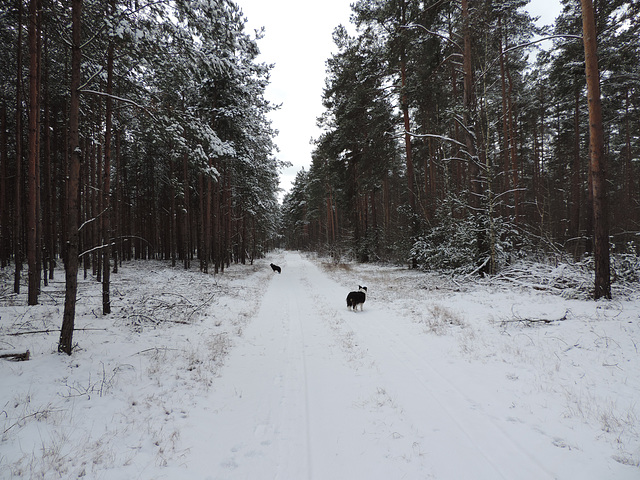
[1, 251, 639, 479]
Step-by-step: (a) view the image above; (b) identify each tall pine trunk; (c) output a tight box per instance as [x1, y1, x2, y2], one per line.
[580, 0, 610, 299]
[113, 126, 121, 273]
[506, 69, 519, 223]
[461, 0, 490, 275]
[571, 87, 581, 258]
[42, 41, 53, 284]
[399, 0, 415, 213]
[198, 171, 206, 272]
[1, 104, 9, 267]
[102, 13, 114, 315]
[14, 0, 23, 294]
[59, 0, 82, 354]
[623, 89, 635, 229]
[182, 152, 190, 269]
[27, 0, 40, 305]
[499, 18, 511, 208]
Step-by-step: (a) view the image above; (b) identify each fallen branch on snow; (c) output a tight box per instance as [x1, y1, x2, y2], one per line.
[7, 328, 106, 336]
[130, 346, 180, 356]
[0, 350, 30, 361]
[501, 310, 568, 327]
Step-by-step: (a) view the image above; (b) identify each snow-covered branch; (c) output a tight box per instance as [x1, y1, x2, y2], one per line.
[503, 34, 582, 55]
[79, 206, 109, 232]
[403, 130, 467, 150]
[401, 23, 462, 52]
[80, 89, 159, 121]
[79, 241, 116, 259]
[477, 34, 583, 83]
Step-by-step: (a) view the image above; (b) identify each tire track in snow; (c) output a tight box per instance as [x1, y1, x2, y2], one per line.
[187, 255, 315, 479]
[280, 253, 432, 479]
[255, 255, 315, 480]
[195, 252, 556, 479]
[347, 315, 555, 479]
[301, 254, 556, 479]
[285, 267, 314, 479]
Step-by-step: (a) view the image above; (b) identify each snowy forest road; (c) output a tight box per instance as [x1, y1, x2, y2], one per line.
[3, 251, 638, 479]
[190, 252, 557, 480]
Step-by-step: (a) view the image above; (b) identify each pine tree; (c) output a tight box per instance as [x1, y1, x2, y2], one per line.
[580, 0, 610, 299]
[59, 0, 82, 355]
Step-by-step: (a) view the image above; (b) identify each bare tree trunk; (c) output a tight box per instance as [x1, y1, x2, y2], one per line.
[448, 18, 463, 197]
[14, 0, 24, 294]
[213, 163, 220, 274]
[623, 89, 634, 229]
[113, 126, 121, 273]
[84, 138, 92, 278]
[95, 141, 103, 281]
[34, 0, 43, 295]
[182, 152, 190, 269]
[84, 139, 91, 276]
[240, 209, 246, 265]
[170, 170, 177, 267]
[1, 104, 9, 267]
[59, 0, 82, 355]
[206, 168, 213, 273]
[198, 171, 205, 272]
[102, 11, 114, 315]
[506, 69, 520, 223]
[571, 87, 581, 257]
[499, 18, 511, 206]
[225, 171, 232, 269]
[27, 0, 40, 305]
[580, 0, 610, 300]
[399, 0, 415, 213]
[251, 217, 256, 264]
[461, 0, 490, 275]
[370, 190, 378, 255]
[461, 0, 479, 209]
[329, 185, 337, 244]
[49, 110, 59, 280]
[42, 44, 53, 285]
[532, 99, 542, 227]
[60, 109, 68, 263]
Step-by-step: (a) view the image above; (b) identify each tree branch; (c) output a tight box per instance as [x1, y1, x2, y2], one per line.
[401, 23, 462, 52]
[80, 89, 158, 121]
[8, 328, 106, 336]
[477, 34, 583, 83]
[79, 241, 116, 259]
[403, 130, 467, 149]
[79, 206, 109, 232]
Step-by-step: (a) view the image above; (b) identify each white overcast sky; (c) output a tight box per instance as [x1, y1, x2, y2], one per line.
[237, 0, 563, 199]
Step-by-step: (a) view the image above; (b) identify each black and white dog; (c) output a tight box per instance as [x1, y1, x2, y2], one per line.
[270, 263, 281, 274]
[346, 286, 367, 311]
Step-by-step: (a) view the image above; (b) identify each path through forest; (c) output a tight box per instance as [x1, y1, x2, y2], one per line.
[185, 251, 558, 479]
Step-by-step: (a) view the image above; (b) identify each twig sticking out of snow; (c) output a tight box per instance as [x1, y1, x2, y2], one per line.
[501, 310, 568, 328]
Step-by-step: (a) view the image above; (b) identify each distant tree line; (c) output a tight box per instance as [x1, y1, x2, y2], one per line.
[282, 0, 639, 299]
[0, 0, 282, 353]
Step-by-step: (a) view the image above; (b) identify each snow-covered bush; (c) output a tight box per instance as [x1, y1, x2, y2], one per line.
[410, 196, 535, 274]
[410, 198, 478, 273]
[410, 225, 476, 273]
[611, 242, 640, 283]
